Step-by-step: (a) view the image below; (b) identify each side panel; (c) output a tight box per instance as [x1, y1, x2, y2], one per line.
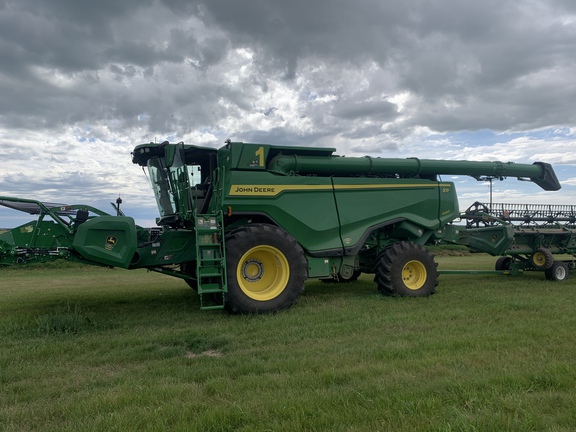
[332, 178, 446, 248]
[438, 182, 460, 226]
[224, 171, 343, 254]
[72, 216, 137, 268]
[443, 224, 515, 256]
[130, 230, 197, 268]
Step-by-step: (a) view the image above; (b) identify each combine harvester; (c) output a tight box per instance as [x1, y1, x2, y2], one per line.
[0, 140, 565, 312]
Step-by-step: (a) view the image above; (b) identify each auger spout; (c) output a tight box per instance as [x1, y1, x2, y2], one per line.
[267, 155, 561, 191]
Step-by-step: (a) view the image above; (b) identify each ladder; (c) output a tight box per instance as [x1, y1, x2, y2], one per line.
[194, 211, 227, 310]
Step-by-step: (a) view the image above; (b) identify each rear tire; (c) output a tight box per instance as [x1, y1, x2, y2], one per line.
[225, 224, 307, 313]
[374, 241, 438, 297]
[545, 261, 569, 282]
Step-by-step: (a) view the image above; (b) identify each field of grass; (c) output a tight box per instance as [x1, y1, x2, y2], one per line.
[2, 255, 576, 431]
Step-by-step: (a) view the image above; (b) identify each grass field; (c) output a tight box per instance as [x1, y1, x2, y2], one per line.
[2, 255, 576, 431]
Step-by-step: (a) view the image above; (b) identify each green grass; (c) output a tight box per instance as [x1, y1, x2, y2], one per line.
[2, 256, 576, 431]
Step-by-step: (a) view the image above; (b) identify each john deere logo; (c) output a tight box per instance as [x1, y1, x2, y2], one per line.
[105, 235, 118, 250]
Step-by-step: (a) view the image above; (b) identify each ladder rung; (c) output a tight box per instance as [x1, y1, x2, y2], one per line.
[199, 270, 222, 277]
[199, 258, 224, 267]
[199, 252, 221, 260]
[200, 304, 225, 311]
[199, 283, 226, 294]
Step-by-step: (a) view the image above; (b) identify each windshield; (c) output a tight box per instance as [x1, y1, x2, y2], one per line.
[147, 158, 177, 218]
[145, 144, 215, 225]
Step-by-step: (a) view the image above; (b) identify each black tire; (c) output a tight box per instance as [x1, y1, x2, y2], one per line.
[530, 247, 554, 270]
[495, 256, 513, 271]
[181, 261, 198, 290]
[545, 261, 569, 282]
[225, 224, 307, 313]
[374, 241, 438, 297]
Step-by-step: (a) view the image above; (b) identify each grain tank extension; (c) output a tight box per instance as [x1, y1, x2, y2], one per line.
[0, 141, 561, 313]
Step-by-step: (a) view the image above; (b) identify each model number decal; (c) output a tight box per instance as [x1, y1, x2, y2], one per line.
[255, 147, 265, 167]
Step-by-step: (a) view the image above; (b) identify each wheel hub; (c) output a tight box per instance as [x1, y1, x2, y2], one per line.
[402, 260, 427, 290]
[242, 259, 264, 282]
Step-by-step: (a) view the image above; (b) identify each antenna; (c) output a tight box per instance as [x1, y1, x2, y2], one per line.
[110, 195, 124, 216]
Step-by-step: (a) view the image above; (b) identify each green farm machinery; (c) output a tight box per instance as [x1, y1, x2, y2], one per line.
[457, 201, 576, 281]
[0, 140, 564, 312]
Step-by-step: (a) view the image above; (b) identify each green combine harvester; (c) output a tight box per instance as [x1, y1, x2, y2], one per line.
[0, 140, 564, 312]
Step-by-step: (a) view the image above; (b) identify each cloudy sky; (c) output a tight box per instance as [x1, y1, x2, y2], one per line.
[1, 0, 576, 227]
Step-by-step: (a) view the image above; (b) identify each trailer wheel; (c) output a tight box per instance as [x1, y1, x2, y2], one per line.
[530, 248, 554, 270]
[545, 261, 569, 282]
[495, 256, 513, 271]
[225, 224, 307, 313]
[374, 241, 438, 297]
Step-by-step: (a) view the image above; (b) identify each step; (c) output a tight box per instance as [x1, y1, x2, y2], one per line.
[198, 249, 222, 261]
[198, 268, 223, 277]
[200, 303, 225, 311]
[199, 283, 226, 294]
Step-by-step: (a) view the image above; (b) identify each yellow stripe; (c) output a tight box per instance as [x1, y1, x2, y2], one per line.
[229, 183, 451, 197]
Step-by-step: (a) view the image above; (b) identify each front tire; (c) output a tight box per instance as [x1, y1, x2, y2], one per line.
[225, 224, 307, 313]
[374, 241, 438, 297]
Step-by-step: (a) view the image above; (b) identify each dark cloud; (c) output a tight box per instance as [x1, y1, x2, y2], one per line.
[2, 0, 575, 136]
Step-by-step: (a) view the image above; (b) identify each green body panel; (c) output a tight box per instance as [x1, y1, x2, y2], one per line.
[331, 177, 453, 250]
[227, 143, 334, 171]
[129, 230, 197, 268]
[443, 224, 515, 256]
[222, 170, 459, 255]
[72, 216, 138, 268]
[224, 171, 342, 253]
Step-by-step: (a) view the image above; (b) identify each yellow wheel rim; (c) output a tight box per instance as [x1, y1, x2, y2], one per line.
[402, 260, 427, 290]
[236, 245, 290, 301]
[532, 252, 546, 266]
